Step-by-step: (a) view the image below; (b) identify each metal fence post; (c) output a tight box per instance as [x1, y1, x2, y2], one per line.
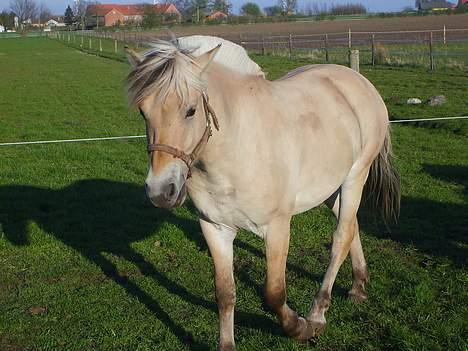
[429, 31, 435, 71]
[348, 28, 352, 49]
[262, 35, 265, 55]
[288, 34, 293, 58]
[114, 39, 118, 54]
[324, 34, 329, 62]
[443, 25, 446, 45]
[371, 34, 375, 66]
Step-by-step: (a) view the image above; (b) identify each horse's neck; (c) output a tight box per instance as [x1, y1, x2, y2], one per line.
[206, 64, 269, 129]
[200, 65, 270, 168]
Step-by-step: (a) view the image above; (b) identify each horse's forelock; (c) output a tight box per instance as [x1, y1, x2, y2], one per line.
[127, 40, 204, 108]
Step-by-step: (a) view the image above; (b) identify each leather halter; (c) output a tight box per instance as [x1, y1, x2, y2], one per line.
[147, 92, 219, 178]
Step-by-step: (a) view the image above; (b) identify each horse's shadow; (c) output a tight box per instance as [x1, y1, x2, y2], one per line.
[361, 164, 468, 267]
[0, 179, 285, 349]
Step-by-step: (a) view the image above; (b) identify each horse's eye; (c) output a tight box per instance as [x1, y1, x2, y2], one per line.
[185, 107, 196, 119]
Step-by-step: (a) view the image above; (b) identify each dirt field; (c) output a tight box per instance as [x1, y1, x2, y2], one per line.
[148, 14, 468, 40]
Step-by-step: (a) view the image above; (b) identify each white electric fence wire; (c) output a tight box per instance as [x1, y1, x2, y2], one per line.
[0, 116, 467, 147]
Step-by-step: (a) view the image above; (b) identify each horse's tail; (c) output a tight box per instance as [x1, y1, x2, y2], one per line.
[363, 129, 401, 223]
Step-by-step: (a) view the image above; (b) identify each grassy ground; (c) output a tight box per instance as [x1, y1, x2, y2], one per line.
[0, 38, 467, 351]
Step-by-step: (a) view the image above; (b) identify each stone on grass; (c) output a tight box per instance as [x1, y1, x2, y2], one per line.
[407, 98, 422, 105]
[427, 95, 447, 106]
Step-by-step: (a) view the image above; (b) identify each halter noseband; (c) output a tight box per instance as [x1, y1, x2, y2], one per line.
[147, 92, 219, 178]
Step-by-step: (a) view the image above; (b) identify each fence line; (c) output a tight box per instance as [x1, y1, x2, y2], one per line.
[1, 117, 466, 147]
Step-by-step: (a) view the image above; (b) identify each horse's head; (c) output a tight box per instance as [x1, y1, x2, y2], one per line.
[126, 41, 220, 209]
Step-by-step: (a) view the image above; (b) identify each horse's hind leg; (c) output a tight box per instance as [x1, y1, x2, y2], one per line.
[307, 169, 369, 335]
[325, 190, 369, 302]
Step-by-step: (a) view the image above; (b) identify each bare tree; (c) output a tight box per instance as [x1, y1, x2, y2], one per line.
[38, 2, 52, 24]
[278, 0, 297, 15]
[73, 0, 89, 29]
[10, 0, 37, 22]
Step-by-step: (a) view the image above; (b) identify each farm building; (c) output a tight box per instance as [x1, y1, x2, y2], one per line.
[416, 0, 456, 10]
[207, 11, 228, 21]
[45, 19, 66, 28]
[86, 4, 181, 27]
[458, 0, 468, 6]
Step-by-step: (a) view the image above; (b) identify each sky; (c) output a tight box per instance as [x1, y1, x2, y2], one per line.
[0, 0, 440, 17]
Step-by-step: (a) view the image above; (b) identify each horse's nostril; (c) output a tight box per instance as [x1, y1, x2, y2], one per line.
[165, 183, 176, 200]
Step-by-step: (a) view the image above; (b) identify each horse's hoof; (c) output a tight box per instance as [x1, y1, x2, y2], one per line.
[348, 289, 368, 303]
[293, 317, 326, 342]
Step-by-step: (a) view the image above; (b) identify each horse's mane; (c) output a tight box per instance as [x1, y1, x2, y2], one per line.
[177, 35, 265, 78]
[127, 35, 265, 107]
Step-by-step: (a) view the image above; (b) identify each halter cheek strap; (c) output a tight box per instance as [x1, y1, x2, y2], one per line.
[147, 92, 219, 178]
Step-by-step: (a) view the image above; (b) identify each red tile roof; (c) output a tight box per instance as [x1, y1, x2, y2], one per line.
[87, 4, 174, 16]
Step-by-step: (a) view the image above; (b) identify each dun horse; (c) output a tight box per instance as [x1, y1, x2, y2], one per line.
[126, 36, 400, 350]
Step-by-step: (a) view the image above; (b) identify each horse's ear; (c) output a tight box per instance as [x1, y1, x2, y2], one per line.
[125, 48, 141, 68]
[195, 44, 222, 74]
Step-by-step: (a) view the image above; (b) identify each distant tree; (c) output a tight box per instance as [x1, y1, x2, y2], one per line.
[142, 4, 162, 28]
[329, 2, 366, 15]
[10, 0, 37, 22]
[190, 0, 209, 22]
[278, 0, 296, 14]
[74, 0, 88, 29]
[38, 2, 52, 23]
[0, 10, 16, 28]
[241, 2, 261, 16]
[264, 5, 282, 16]
[64, 5, 74, 25]
[209, 0, 231, 14]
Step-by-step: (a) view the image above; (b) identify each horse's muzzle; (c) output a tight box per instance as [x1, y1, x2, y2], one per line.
[145, 172, 187, 209]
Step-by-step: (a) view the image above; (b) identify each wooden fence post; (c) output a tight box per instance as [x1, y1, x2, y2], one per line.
[349, 50, 360, 72]
[429, 31, 434, 71]
[99, 38, 102, 52]
[89, 37, 92, 50]
[324, 34, 329, 62]
[288, 34, 293, 58]
[114, 39, 118, 53]
[80, 35, 83, 47]
[371, 34, 375, 66]
[262, 35, 265, 55]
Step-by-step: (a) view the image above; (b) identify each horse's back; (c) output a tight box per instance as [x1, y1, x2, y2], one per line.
[274, 63, 388, 151]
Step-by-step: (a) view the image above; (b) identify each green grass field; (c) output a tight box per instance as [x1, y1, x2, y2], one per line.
[0, 38, 467, 351]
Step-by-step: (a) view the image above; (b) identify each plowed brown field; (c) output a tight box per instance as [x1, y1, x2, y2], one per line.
[144, 14, 468, 40]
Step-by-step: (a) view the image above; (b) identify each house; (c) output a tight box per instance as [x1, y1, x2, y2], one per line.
[45, 18, 66, 28]
[458, 0, 468, 6]
[86, 4, 181, 27]
[206, 11, 228, 21]
[417, 0, 455, 10]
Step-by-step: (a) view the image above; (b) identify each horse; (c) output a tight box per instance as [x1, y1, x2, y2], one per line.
[125, 35, 400, 351]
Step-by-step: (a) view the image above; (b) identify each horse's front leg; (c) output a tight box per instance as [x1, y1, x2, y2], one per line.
[200, 219, 237, 351]
[264, 216, 316, 340]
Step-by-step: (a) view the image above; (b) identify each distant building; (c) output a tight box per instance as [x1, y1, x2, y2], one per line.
[45, 18, 66, 28]
[0, 25, 5, 32]
[458, 0, 468, 6]
[206, 11, 228, 21]
[86, 4, 181, 27]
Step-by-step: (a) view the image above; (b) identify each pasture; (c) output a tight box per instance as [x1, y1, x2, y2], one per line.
[0, 38, 467, 351]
